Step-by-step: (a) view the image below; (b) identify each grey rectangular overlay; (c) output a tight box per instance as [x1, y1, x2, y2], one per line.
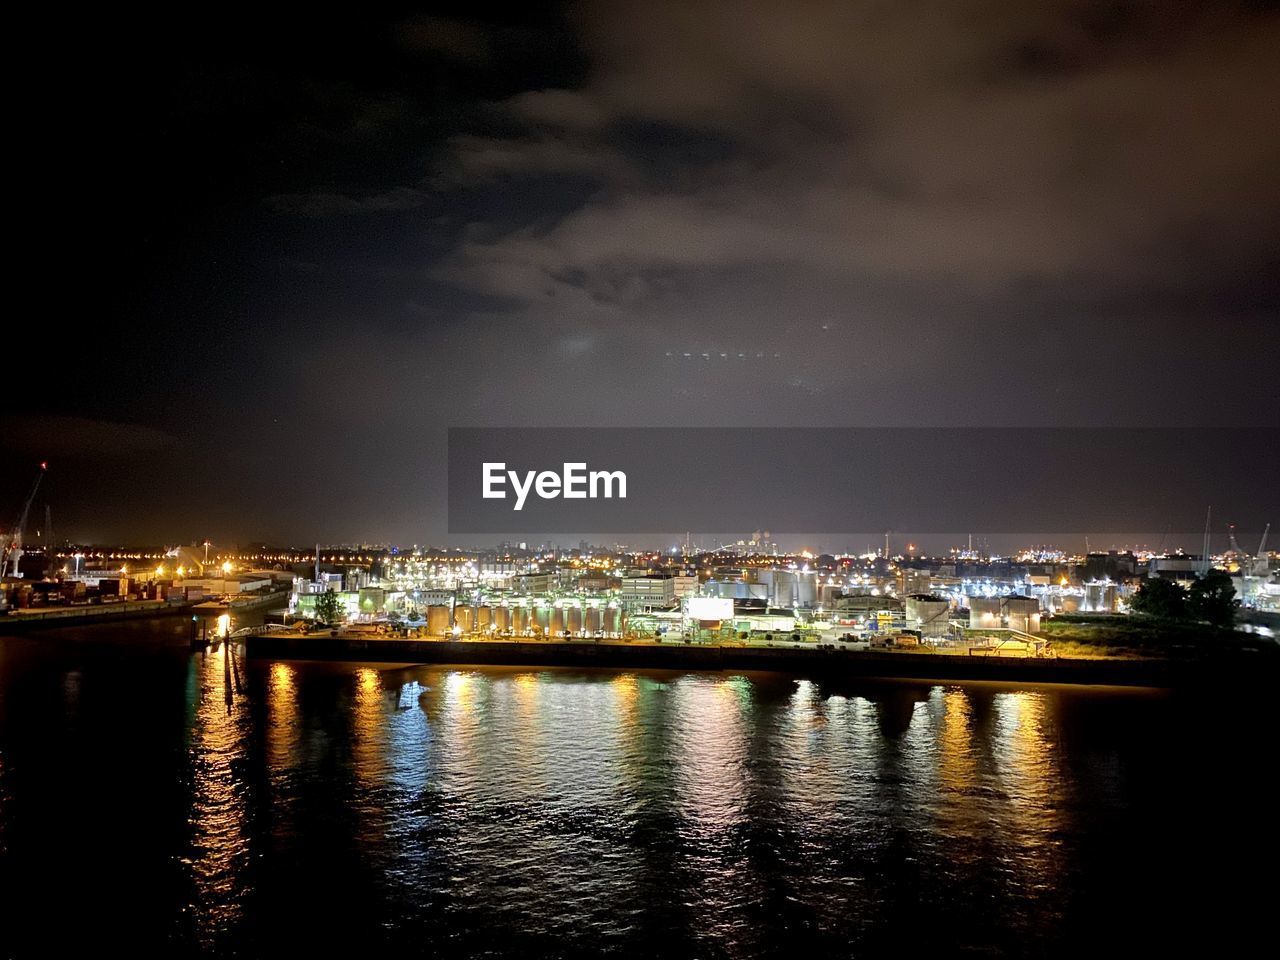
[448, 427, 1277, 535]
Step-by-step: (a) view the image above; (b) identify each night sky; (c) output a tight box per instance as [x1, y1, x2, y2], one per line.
[4, 2, 1277, 548]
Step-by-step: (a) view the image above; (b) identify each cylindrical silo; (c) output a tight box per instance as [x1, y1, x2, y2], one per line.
[905, 594, 951, 638]
[549, 607, 565, 636]
[427, 605, 450, 636]
[493, 606, 510, 632]
[454, 604, 474, 634]
[602, 607, 621, 636]
[771, 570, 794, 607]
[585, 606, 602, 634]
[1002, 596, 1040, 634]
[795, 572, 817, 608]
[512, 606, 528, 633]
[969, 597, 1001, 630]
[566, 605, 583, 635]
[1084, 583, 1116, 613]
[475, 605, 492, 631]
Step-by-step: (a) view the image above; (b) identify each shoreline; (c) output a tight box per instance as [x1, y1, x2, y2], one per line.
[0, 600, 194, 630]
[243, 632, 1276, 688]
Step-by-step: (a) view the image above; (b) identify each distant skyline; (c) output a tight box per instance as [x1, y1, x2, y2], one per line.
[5, 2, 1278, 544]
[33, 532, 1262, 560]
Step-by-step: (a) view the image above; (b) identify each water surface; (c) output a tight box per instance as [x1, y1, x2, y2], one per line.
[0, 618, 1272, 956]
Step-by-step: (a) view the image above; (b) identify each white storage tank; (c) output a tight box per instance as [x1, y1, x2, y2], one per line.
[905, 594, 951, 638]
[603, 606, 622, 636]
[794, 572, 817, 608]
[1084, 582, 1117, 612]
[1003, 596, 1041, 634]
[532, 606, 550, 633]
[969, 597, 1002, 630]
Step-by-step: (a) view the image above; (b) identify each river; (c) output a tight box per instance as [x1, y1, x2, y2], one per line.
[0, 616, 1272, 956]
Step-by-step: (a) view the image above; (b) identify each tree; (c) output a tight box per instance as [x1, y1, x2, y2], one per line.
[1129, 577, 1188, 620]
[315, 589, 344, 627]
[1189, 570, 1239, 628]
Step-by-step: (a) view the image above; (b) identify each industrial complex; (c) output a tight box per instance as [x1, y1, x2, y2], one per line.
[5, 520, 1276, 652]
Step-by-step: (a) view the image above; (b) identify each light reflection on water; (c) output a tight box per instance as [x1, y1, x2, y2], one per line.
[236, 668, 1104, 952]
[2, 627, 1273, 957]
[185, 644, 253, 945]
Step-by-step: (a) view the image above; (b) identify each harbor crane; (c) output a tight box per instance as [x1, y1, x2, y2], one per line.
[2, 462, 47, 578]
[1228, 522, 1271, 606]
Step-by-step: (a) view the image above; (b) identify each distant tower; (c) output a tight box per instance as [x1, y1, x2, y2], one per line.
[44, 505, 56, 579]
[1201, 507, 1212, 575]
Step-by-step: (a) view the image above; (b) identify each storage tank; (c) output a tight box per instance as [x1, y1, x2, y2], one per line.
[1084, 582, 1117, 613]
[512, 606, 528, 634]
[475, 605, 492, 631]
[602, 606, 621, 636]
[794, 572, 817, 608]
[493, 606, 510, 632]
[1002, 596, 1041, 634]
[771, 570, 795, 607]
[756, 570, 777, 602]
[549, 607, 565, 636]
[427, 605, 450, 636]
[905, 594, 951, 638]
[532, 606, 550, 633]
[454, 604, 474, 634]
[585, 606, 602, 634]
[566, 605, 583, 635]
[969, 597, 1002, 630]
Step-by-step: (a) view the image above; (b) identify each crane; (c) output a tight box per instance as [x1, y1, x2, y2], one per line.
[1230, 522, 1272, 606]
[3, 462, 47, 579]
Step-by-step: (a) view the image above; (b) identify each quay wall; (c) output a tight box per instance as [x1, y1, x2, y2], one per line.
[239, 633, 1274, 688]
[1, 600, 192, 630]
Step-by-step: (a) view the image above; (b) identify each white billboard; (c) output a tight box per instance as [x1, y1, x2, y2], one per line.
[684, 597, 734, 620]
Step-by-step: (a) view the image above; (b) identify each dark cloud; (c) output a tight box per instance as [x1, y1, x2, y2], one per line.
[2, 417, 185, 458]
[267, 187, 431, 218]
[9, 1, 1278, 545]
[438, 1, 1280, 297]
[397, 15, 497, 63]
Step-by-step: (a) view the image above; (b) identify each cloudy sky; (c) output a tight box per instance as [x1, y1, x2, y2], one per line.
[5, 1, 1277, 547]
